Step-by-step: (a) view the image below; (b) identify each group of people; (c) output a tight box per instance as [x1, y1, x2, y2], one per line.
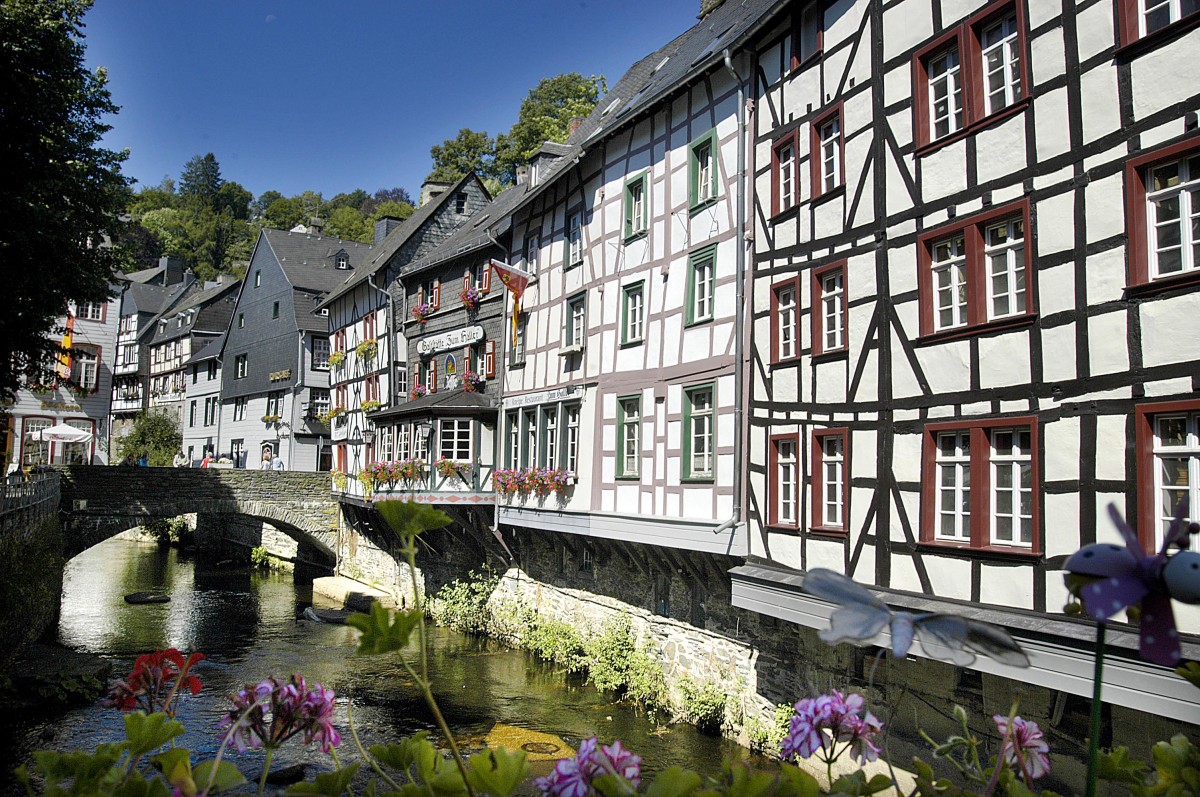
[120, 451, 150, 467]
[118, 449, 286, 470]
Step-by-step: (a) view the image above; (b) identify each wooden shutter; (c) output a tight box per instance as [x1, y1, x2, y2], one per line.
[463, 345, 472, 373]
[432, 279, 441, 309]
[482, 263, 492, 293]
[485, 340, 495, 378]
[463, 272, 471, 292]
[412, 362, 420, 392]
[429, 358, 438, 392]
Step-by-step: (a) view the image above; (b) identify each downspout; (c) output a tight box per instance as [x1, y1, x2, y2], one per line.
[213, 353, 223, 464]
[715, 49, 748, 554]
[290, 330, 303, 471]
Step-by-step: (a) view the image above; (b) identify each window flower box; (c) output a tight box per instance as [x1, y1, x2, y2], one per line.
[411, 302, 433, 324]
[316, 405, 345, 425]
[460, 285, 483, 312]
[327, 351, 346, 367]
[360, 399, 383, 413]
[331, 470, 348, 491]
[409, 385, 428, 401]
[355, 339, 378, 360]
[396, 457, 426, 483]
[462, 370, 485, 393]
[262, 414, 280, 424]
[435, 457, 473, 485]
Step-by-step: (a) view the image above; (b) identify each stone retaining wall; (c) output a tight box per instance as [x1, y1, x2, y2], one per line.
[0, 473, 64, 668]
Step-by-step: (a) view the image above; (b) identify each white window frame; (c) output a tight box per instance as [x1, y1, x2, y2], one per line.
[72, 345, 99, 390]
[985, 217, 1026, 319]
[525, 234, 540, 276]
[935, 430, 972, 542]
[622, 282, 644, 343]
[234, 354, 248, 379]
[619, 397, 641, 478]
[439, 418, 472, 461]
[312, 337, 331, 370]
[1153, 412, 1200, 550]
[981, 13, 1022, 115]
[821, 270, 845, 351]
[686, 387, 714, 479]
[928, 46, 963, 141]
[777, 438, 797, 525]
[696, 139, 714, 203]
[990, 427, 1033, 547]
[777, 285, 797, 359]
[565, 294, 586, 349]
[778, 142, 795, 211]
[932, 233, 968, 331]
[565, 404, 580, 473]
[1147, 154, 1200, 280]
[822, 434, 845, 528]
[1141, 0, 1197, 35]
[819, 117, 841, 193]
[567, 211, 583, 266]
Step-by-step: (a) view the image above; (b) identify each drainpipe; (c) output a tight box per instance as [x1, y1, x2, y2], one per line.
[716, 48, 748, 555]
[214, 353, 223, 465]
[290, 330, 303, 471]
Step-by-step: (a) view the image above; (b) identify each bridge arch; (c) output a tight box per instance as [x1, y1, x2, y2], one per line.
[57, 467, 340, 562]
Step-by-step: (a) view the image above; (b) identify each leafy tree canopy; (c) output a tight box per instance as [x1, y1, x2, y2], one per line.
[426, 128, 496, 185]
[370, 201, 415, 224]
[178, 152, 223, 206]
[0, 0, 130, 400]
[116, 411, 182, 467]
[493, 73, 606, 184]
[214, 181, 252, 220]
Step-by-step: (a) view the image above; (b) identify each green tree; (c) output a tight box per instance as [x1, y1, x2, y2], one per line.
[327, 189, 370, 213]
[263, 196, 306, 230]
[426, 128, 495, 184]
[0, 0, 130, 400]
[369, 201, 415, 224]
[139, 208, 189, 258]
[112, 223, 165, 272]
[324, 205, 370, 243]
[493, 73, 606, 184]
[128, 184, 176, 217]
[250, 189, 283, 220]
[178, 152, 223, 206]
[214, 180, 252, 220]
[363, 187, 413, 215]
[117, 411, 182, 467]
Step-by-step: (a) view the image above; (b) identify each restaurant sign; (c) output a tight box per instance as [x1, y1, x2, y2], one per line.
[416, 325, 485, 357]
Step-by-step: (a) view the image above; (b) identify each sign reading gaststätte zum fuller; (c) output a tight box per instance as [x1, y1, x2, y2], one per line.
[416, 325, 485, 357]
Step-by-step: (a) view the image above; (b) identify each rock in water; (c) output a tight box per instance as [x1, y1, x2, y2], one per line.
[124, 592, 170, 604]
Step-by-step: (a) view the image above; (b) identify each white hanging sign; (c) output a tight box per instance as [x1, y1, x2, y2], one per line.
[416, 325, 485, 357]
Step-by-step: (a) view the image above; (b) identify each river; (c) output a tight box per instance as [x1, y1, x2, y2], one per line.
[3, 536, 753, 791]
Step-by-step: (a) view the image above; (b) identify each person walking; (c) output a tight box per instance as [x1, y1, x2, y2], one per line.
[172, 451, 187, 468]
[260, 450, 272, 470]
[200, 451, 211, 469]
[137, 450, 149, 467]
[271, 453, 285, 471]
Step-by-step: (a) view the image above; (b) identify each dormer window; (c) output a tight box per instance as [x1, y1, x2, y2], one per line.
[455, 192, 468, 214]
[335, 251, 349, 270]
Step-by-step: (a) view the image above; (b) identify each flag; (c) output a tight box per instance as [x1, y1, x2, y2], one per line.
[56, 313, 75, 381]
[490, 259, 531, 346]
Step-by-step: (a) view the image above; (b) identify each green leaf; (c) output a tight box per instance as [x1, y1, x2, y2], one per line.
[1099, 747, 1150, 785]
[193, 759, 248, 793]
[29, 746, 126, 791]
[375, 500, 452, 539]
[370, 733, 451, 781]
[348, 602, 424, 656]
[829, 771, 894, 796]
[647, 766, 704, 797]
[286, 763, 362, 796]
[466, 748, 531, 797]
[124, 712, 185, 757]
[1175, 661, 1200, 692]
[593, 773, 638, 797]
[724, 763, 777, 797]
[428, 768, 469, 797]
[153, 748, 194, 793]
[775, 764, 821, 797]
[112, 778, 173, 797]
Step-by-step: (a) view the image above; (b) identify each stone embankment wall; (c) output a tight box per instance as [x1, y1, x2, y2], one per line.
[0, 474, 64, 669]
[336, 516, 1191, 789]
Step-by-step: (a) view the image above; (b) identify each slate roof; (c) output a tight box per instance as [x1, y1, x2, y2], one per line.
[507, 0, 788, 217]
[121, 265, 166, 284]
[318, 172, 488, 307]
[259, 228, 374, 294]
[370, 389, 498, 420]
[146, 281, 239, 346]
[188, 333, 225, 364]
[401, 185, 530, 277]
[123, 281, 188, 317]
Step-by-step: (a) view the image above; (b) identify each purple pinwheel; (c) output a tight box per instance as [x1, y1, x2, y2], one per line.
[1065, 500, 1200, 666]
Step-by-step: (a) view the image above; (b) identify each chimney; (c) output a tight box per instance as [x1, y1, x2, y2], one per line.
[699, 0, 725, 17]
[306, 217, 324, 235]
[419, 180, 450, 207]
[515, 164, 531, 186]
[568, 116, 584, 136]
[374, 216, 405, 246]
[160, 255, 186, 286]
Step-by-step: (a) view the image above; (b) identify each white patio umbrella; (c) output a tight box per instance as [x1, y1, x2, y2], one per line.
[27, 423, 93, 443]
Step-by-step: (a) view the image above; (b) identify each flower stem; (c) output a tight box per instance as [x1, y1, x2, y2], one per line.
[258, 747, 274, 797]
[347, 701, 401, 792]
[404, 544, 476, 797]
[1086, 623, 1106, 797]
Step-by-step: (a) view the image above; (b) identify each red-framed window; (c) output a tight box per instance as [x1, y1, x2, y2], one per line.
[771, 131, 800, 217]
[364, 311, 376, 341]
[70, 344, 102, 392]
[771, 277, 801, 363]
[912, 0, 1028, 153]
[920, 416, 1040, 553]
[334, 329, 346, 354]
[1135, 399, 1200, 553]
[336, 385, 347, 410]
[1118, 0, 1200, 48]
[768, 432, 800, 528]
[810, 104, 844, 199]
[916, 199, 1034, 338]
[812, 428, 849, 534]
[1125, 136, 1200, 289]
[811, 261, 847, 356]
[365, 374, 379, 403]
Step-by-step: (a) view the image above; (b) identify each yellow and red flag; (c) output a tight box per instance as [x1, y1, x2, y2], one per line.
[56, 313, 75, 381]
[489, 259, 531, 345]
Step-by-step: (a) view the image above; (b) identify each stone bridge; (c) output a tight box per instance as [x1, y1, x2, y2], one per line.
[56, 466, 340, 562]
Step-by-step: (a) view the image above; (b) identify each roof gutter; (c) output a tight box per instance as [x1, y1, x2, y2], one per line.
[716, 47, 748, 555]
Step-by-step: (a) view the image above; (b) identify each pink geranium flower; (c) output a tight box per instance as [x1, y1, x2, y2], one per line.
[994, 714, 1050, 782]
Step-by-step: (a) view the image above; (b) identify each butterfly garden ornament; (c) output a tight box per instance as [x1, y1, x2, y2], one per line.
[801, 569, 1030, 668]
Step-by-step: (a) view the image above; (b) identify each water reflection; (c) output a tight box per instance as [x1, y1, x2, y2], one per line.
[3, 537, 750, 793]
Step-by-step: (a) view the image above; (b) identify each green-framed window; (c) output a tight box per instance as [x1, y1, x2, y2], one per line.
[565, 292, 586, 349]
[617, 395, 641, 478]
[510, 314, 527, 366]
[689, 129, 718, 210]
[624, 172, 649, 240]
[621, 281, 645, 344]
[686, 245, 717, 325]
[565, 209, 583, 268]
[683, 383, 715, 481]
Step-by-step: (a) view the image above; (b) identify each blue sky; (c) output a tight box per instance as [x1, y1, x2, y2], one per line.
[82, 0, 702, 202]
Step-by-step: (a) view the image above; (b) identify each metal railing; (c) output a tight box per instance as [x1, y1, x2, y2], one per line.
[0, 472, 60, 518]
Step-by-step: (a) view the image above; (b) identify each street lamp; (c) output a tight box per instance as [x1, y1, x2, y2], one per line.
[362, 426, 376, 445]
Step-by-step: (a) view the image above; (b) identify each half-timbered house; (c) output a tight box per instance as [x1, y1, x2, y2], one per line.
[738, 0, 1200, 726]
[318, 174, 492, 494]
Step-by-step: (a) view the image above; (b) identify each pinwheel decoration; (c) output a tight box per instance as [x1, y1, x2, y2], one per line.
[801, 569, 1029, 668]
[1064, 500, 1200, 666]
